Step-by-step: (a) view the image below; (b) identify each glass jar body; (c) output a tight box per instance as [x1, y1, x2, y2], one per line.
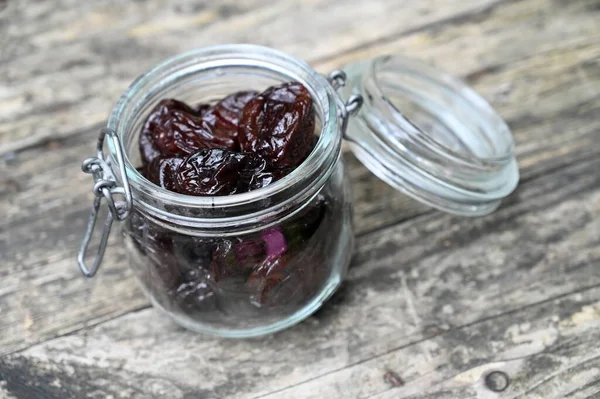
[106, 45, 352, 336]
[121, 158, 353, 336]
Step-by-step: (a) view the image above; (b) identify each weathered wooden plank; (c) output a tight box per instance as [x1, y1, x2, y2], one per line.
[0, 154, 598, 399]
[2, 0, 599, 232]
[0, 0, 512, 153]
[3, 0, 599, 226]
[1, 0, 599, 357]
[266, 289, 600, 399]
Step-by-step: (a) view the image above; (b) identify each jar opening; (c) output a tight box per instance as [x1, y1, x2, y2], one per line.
[106, 45, 341, 230]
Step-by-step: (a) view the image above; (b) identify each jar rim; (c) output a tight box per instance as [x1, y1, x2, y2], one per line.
[106, 44, 341, 225]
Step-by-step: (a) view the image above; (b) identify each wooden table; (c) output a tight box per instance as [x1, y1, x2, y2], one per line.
[1, 0, 599, 398]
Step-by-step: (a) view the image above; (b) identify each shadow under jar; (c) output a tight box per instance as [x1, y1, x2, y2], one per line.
[79, 45, 519, 337]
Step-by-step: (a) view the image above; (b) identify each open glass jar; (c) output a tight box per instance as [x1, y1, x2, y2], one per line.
[78, 45, 518, 337]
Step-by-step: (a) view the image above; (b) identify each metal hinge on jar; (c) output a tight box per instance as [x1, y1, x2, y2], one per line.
[78, 128, 132, 277]
[327, 70, 363, 137]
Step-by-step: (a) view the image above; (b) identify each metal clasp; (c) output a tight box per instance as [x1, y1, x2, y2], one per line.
[77, 128, 132, 277]
[327, 70, 363, 136]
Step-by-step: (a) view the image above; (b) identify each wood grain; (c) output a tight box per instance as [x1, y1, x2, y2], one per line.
[0, 152, 598, 399]
[0, 0, 512, 154]
[0, 0, 599, 397]
[1, 0, 599, 359]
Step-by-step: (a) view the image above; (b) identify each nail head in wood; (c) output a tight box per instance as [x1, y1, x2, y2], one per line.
[485, 371, 510, 392]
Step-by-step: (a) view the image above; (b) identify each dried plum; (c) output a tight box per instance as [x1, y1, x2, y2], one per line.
[175, 149, 247, 196]
[171, 149, 274, 196]
[237, 153, 275, 192]
[145, 157, 182, 192]
[153, 110, 236, 157]
[202, 91, 257, 147]
[169, 269, 217, 312]
[140, 99, 200, 165]
[238, 82, 315, 170]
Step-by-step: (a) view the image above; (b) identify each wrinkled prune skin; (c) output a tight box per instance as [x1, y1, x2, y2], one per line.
[237, 153, 275, 192]
[140, 99, 240, 165]
[140, 92, 256, 165]
[202, 91, 257, 147]
[126, 210, 181, 293]
[196, 104, 211, 116]
[173, 149, 274, 196]
[145, 157, 182, 192]
[140, 99, 200, 165]
[153, 111, 236, 157]
[169, 269, 217, 313]
[173, 236, 216, 272]
[143, 149, 276, 196]
[175, 149, 246, 196]
[239, 82, 315, 170]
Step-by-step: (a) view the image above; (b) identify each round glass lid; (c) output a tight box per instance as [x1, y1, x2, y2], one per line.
[340, 55, 519, 216]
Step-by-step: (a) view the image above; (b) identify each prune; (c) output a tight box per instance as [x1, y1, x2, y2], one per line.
[236, 153, 275, 192]
[148, 252, 181, 292]
[243, 200, 329, 307]
[251, 219, 329, 307]
[210, 240, 247, 282]
[202, 91, 257, 147]
[246, 227, 290, 304]
[239, 82, 315, 170]
[196, 104, 211, 116]
[173, 236, 216, 272]
[145, 157, 182, 192]
[153, 110, 236, 157]
[262, 227, 287, 259]
[127, 209, 173, 254]
[173, 148, 275, 196]
[175, 149, 246, 196]
[169, 269, 217, 312]
[140, 99, 200, 165]
[126, 210, 180, 291]
[246, 255, 290, 306]
[282, 194, 327, 250]
[233, 238, 265, 266]
[209, 236, 268, 281]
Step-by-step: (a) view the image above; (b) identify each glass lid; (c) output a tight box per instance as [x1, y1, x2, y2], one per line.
[339, 55, 519, 216]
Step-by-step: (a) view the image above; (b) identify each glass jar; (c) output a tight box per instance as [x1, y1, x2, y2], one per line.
[78, 45, 518, 337]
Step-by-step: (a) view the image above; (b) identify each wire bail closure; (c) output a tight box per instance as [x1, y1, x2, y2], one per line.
[77, 128, 132, 277]
[327, 70, 363, 137]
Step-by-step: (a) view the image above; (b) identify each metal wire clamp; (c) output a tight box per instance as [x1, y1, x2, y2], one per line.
[77, 128, 132, 277]
[327, 70, 363, 138]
